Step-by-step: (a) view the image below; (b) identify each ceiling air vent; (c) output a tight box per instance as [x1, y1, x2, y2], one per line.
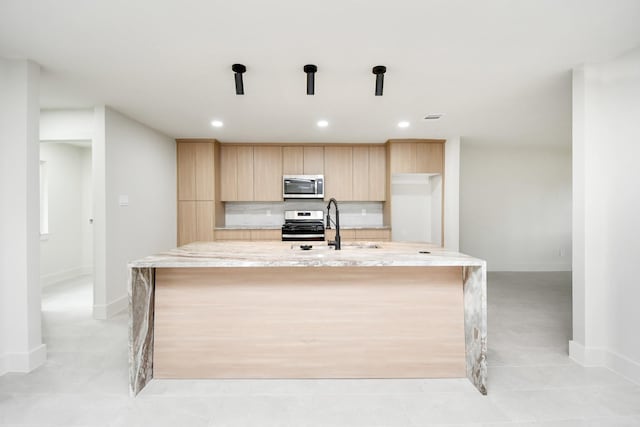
[423, 114, 443, 120]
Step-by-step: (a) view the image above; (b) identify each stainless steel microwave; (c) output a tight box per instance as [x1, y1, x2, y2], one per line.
[283, 175, 324, 199]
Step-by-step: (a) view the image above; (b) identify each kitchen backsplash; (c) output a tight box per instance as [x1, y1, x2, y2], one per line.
[225, 201, 384, 228]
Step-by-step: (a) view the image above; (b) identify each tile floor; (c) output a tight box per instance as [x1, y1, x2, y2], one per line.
[1, 272, 639, 426]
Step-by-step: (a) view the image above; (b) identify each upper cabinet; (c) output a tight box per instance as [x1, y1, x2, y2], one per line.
[303, 147, 324, 174]
[388, 140, 444, 174]
[368, 145, 386, 201]
[220, 145, 254, 201]
[325, 145, 386, 202]
[177, 142, 214, 201]
[220, 145, 282, 201]
[352, 146, 369, 200]
[253, 146, 282, 201]
[282, 146, 324, 174]
[282, 146, 304, 174]
[212, 142, 398, 202]
[219, 145, 238, 201]
[324, 146, 353, 201]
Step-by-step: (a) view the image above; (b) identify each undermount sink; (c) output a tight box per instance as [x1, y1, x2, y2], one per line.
[290, 242, 382, 251]
[341, 242, 382, 249]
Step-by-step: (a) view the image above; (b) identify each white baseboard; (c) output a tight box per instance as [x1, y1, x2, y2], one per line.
[40, 265, 93, 288]
[0, 343, 47, 375]
[570, 340, 640, 385]
[93, 294, 127, 320]
[489, 263, 572, 272]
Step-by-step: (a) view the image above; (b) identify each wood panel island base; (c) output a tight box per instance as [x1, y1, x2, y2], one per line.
[128, 242, 487, 396]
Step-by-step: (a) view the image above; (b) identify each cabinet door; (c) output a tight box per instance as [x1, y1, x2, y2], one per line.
[325, 228, 355, 242]
[214, 229, 252, 240]
[254, 146, 282, 201]
[389, 142, 416, 174]
[219, 145, 237, 201]
[237, 146, 254, 201]
[282, 146, 304, 174]
[355, 228, 391, 241]
[324, 147, 353, 200]
[178, 201, 197, 245]
[415, 142, 444, 174]
[352, 146, 369, 201]
[303, 147, 324, 174]
[368, 145, 386, 201]
[177, 143, 196, 201]
[195, 201, 214, 242]
[195, 143, 214, 200]
[250, 229, 281, 241]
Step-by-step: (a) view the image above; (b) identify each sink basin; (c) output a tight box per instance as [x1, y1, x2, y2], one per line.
[289, 242, 382, 251]
[341, 242, 382, 249]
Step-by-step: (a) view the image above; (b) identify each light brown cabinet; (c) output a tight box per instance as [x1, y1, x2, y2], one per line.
[282, 146, 324, 175]
[352, 146, 369, 201]
[219, 145, 238, 201]
[177, 142, 214, 201]
[303, 147, 324, 174]
[178, 201, 214, 245]
[220, 145, 282, 201]
[177, 140, 216, 245]
[324, 146, 353, 200]
[389, 140, 444, 174]
[282, 146, 304, 174]
[215, 229, 280, 241]
[325, 145, 386, 202]
[253, 146, 282, 201]
[220, 145, 255, 201]
[369, 145, 386, 200]
[325, 228, 390, 242]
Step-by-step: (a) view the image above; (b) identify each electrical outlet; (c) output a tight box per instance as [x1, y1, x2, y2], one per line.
[266, 210, 271, 216]
[361, 209, 366, 216]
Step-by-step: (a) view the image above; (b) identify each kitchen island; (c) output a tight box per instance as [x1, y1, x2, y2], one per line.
[128, 241, 487, 395]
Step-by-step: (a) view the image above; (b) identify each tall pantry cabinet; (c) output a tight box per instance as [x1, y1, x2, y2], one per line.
[176, 140, 217, 245]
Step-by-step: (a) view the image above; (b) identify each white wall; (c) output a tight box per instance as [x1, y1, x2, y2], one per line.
[460, 143, 572, 271]
[444, 137, 460, 251]
[570, 47, 640, 384]
[39, 143, 92, 286]
[92, 106, 176, 319]
[40, 109, 94, 142]
[0, 58, 46, 374]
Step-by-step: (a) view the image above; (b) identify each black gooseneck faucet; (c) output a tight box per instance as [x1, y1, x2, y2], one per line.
[326, 198, 341, 250]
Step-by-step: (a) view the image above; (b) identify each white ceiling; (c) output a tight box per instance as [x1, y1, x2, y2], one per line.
[1, 0, 640, 145]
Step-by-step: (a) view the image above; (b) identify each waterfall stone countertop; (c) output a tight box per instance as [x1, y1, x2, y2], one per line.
[128, 241, 487, 397]
[128, 241, 484, 269]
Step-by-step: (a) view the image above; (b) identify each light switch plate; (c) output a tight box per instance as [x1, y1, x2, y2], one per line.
[118, 195, 129, 206]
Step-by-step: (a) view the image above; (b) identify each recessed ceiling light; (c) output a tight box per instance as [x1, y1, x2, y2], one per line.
[398, 121, 410, 128]
[211, 120, 223, 128]
[317, 120, 329, 128]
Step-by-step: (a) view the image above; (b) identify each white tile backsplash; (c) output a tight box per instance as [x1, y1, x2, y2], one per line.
[225, 201, 384, 228]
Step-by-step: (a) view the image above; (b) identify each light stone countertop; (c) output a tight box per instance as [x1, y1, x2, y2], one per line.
[214, 226, 391, 230]
[128, 241, 485, 269]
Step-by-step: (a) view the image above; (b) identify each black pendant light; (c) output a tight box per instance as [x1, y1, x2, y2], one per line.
[303, 64, 317, 95]
[372, 65, 386, 96]
[232, 64, 246, 95]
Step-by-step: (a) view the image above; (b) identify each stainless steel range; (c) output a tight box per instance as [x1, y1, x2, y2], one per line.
[281, 210, 325, 241]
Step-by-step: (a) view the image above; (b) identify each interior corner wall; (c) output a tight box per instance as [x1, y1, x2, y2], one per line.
[92, 106, 176, 319]
[570, 47, 640, 385]
[459, 142, 572, 271]
[39, 143, 92, 286]
[0, 58, 46, 374]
